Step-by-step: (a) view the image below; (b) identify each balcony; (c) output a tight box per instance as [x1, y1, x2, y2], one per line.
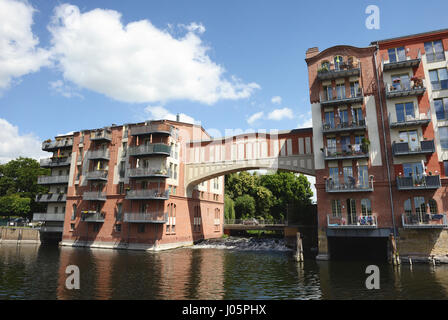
[123, 212, 168, 224]
[40, 157, 72, 168]
[320, 88, 364, 107]
[392, 140, 435, 156]
[382, 52, 421, 71]
[37, 175, 69, 185]
[87, 149, 110, 160]
[385, 79, 426, 99]
[402, 213, 448, 229]
[39, 226, 63, 233]
[396, 175, 441, 190]
[42, 138, 73, 152]
[426, 51, 446, 63]
[81, 211, 105, 222]
[82, 191, 107, 201]
[35, 193, 66, 203]
[33, 213, 65, 222]
[322, 120, 366, 134]
[317, 62, 361, 81]
[389, 112, 431, 128]
[85, 170, 108, 181]
[325, 178, 374, 193]
[125, 189, 170, 200]
[130, 123, 174, 136]
[323, 145, 369, 161]
[128, 167, 170, 179]
[128, 143, 171, 157]
[327, 214, 377, 229]
[90, 130, 112, 142]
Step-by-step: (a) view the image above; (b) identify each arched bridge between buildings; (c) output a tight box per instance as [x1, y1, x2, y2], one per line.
[184, 128, 315, 195]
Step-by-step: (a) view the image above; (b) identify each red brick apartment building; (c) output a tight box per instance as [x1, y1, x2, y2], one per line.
[35, 120, 225, 250]
[306, 29, 448, 261]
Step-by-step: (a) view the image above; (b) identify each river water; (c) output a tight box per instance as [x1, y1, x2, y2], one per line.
[0, 238, 448, 300]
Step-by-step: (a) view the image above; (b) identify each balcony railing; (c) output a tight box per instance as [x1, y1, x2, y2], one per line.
[128, 167, 170, 178]
[317, 61, 361, 80]
[385, 79, 426, 99]
[323, 145, 369, 160]
[426, 51, 446, 63]
[82, 191, 107, 201]
[322, 120, 366, 134]
[396, 175, 441, 190]
[320, 88, 364, 107]
[42, 138, 73, 151]
[39, 226, 63, 233]
[90, 131, 112, 141]
[35, 193, 66, 203]
[128, 144, 172, 157]
[40, 157, 72, 168]
[85, 170, 109, 181]
[392, 140, 435, 156]
[87, 149, 110, 160]
[123, 212, 168, 224]
[33, 213, 65, 222]
[327, 214, 377, 229]
[382, 51, 421, 71]
[402, 213, 448, 229]
[325, 178, 374, 193]
[130, 124, 174, 136]
[125, 189, 170, 200]
[37, 175, 69, 185]
[81, 211, 105, 222]
[389, 111, 431, 128]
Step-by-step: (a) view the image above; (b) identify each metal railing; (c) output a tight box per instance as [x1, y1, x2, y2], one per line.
[323, 145, 369, 160]
[33, 213, 65, 222]
[396, 175, 441, 190]
[85, 170, 108, 180]
[224, 219, 287, 226]
[385, 79, 426, 98]
[128, 144, 172, 156]
[402, 213, 448, 228]
[87, 149, 110, 160]
[125, 189, 170, 200]
[81, 212, 105, 222]
[123, 212, 168, 223]
[392, 140, 434, 156]
[130, 124, 174, 136]
[325, 178, 373, 192]
[322, 120, 366, 133]
[389, 111, 431, 127]
[40, 157, 72, 167]
[35, 193, 66, 202]
[382, 49, 421, 71]
[317, 59, 361, 80]
[82, 191, 107, 201]
[90, 130, 112, 141]
[327, 214, 377, 228]
[37, 175, 69, 184]
[128, 167, 170, 178]
[42, 138, 73, 151]
[320, 88, 364, 106]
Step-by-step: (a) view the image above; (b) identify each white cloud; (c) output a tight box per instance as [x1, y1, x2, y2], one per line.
[144, 105, 197, 124]
[49, 80, 83, 98]
[48, 4, 259, 105]
[0, 0, 50, 91]
[267, 108, 294, 121]
[247, 111, 264, 125]
[297, 111, 312, 128]
[0, 118, 47, 163]
[271, 96, 282, 105]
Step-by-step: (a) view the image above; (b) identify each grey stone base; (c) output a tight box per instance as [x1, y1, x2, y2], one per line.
[60, 240, 194, 251]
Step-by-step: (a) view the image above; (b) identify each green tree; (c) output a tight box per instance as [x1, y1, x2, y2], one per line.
[224, 194, 235, 220]
[0, 194, 31, 217]
[234, 194, 256, 219]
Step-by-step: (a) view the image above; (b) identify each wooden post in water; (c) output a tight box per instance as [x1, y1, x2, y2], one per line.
[390, 234, 400, 266]
[295, 232, 304, 262]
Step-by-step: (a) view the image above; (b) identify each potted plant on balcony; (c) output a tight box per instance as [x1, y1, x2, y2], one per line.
[318, 65, 329, 74]
[361, 138, 370, 153]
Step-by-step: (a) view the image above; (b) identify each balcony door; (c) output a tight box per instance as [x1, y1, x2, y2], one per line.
[352, 108, 363, 125]
[399, 130, 419, 151]
[414, 197, 426, 223]
[338, 109, 349, 126]
[403, 162, 424, 184]
[395, 102, 415, 123]
[346, 199, 356, 225]
[358, 165, 369, 188]
[325, 111, 335, 128]
[341, 136, 351, 153]
[392, 74, 410, 91]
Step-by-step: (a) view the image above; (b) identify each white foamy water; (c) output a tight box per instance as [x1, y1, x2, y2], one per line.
[193, 237, 293, 251]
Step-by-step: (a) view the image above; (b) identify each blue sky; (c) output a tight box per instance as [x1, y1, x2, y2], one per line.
[1, 0, 448, 162]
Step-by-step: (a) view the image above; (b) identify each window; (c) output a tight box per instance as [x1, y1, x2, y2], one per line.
[434, 98, 448, 120]
[352, 108, 363, 124]
[404, 199, 412, 215]
[116, 203, 122, 221]
[336, 84, 345, 99]
[425, 40, 445, 62]
[395, 102, 415, 122]
[414, 196, 426, 215]
[429, 199, 438, 215]
[361, 199, 372, 216]
[343, 166, 353, 185]
[166, 203, 176, 234]
[324, 111, 335, 128]
[193, 205, 202, 232]
[321, 60, 330, 71]
[331, 200, 342, 217]
[71, 204, 77, 220]
[429, 68, 448, 90]
[347, 199, 356, 224]
[334, 55, 343, 70]
[399, 130, 419, 151]
[327, 138, 336, 154]
[324, 85, 333, 100]
[329, 167, 339, 185]
[70, 223, 75, 231]
[350, 81, 360, 97]
[388, 47, 406, 63]
[444, 161, 448, 176]
[358, 165, 369, 188]
[439, 127, 448, 149]
[115, 224, 121, 232]
[341, 136, 351, 153]
[118, 182, 124, 194]
[338, 109, 349, 125]
[391, 74, 410, 91]
[354, 134, 365, 145]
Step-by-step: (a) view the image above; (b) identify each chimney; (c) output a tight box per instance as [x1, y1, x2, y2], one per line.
[306, 47, 320, 59]
[176, 113, 180, 122]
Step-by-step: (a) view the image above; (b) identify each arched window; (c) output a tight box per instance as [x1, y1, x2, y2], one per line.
[321, 60, 330, 72]
[71, 204, 77, 220]
[334, 55, 344, 70]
